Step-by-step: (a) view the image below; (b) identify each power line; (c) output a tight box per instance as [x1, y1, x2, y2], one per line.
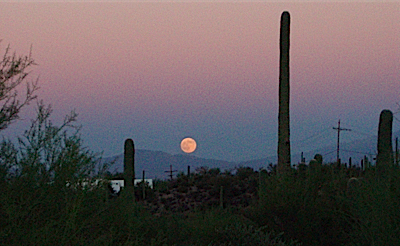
[349, 129, 376, 138]
[291, 127, 332, 147]
[394, 102, 400, 115]
[340, 149, 376, 156]
[322, 149, 337, 156]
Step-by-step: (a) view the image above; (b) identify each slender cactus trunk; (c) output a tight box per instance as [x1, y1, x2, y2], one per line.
[278, 11, 291, 174]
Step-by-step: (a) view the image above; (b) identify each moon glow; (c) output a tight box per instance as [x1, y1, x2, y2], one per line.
[180, 137, 197, 153]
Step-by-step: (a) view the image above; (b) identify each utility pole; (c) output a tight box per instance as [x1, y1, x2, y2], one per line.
[142, 170, 146, 200]
[165, 165, 177, 180]
[396, 137, 399, 166]
[333, 120, 351, 166]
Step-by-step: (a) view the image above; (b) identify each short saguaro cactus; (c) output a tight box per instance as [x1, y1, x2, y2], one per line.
[123, 138, 135, 201]
[376, 110, 394, 175]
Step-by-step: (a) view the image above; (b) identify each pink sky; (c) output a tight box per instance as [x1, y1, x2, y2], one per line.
[1, 2, 399, 162]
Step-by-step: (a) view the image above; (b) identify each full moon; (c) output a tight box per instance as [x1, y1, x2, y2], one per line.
[180, 137, 197, 153]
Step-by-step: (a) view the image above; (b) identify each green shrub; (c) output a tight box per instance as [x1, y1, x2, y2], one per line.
[344, 165, 400, 245]
[248, 165, 350, 245]
[210, 223, 300, 246]
[0, 102, 113, 245]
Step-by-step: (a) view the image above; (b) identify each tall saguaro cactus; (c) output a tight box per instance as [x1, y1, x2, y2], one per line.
[376, 110, 394, 170]
[278, 11, 291, 173]
[124, 138, 135, 187]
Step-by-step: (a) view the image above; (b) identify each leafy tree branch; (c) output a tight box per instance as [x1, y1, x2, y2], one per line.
[0, 43, 39, 131]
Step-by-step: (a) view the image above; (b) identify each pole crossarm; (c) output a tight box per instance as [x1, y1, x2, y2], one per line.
[165, 165, 177, 180]
[333, 120, 351, 165]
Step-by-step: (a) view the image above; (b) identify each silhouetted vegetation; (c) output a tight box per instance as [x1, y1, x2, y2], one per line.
[0, 43, 39, 130]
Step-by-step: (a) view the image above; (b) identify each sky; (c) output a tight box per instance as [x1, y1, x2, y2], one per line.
[0, 1, 399, 162]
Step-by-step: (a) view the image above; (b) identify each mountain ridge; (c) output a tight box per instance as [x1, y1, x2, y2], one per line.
[103, 130, 400, 179]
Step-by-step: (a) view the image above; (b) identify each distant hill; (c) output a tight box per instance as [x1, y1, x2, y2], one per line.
[103, 130, 400, 179]
[102, 150, 236, 180]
